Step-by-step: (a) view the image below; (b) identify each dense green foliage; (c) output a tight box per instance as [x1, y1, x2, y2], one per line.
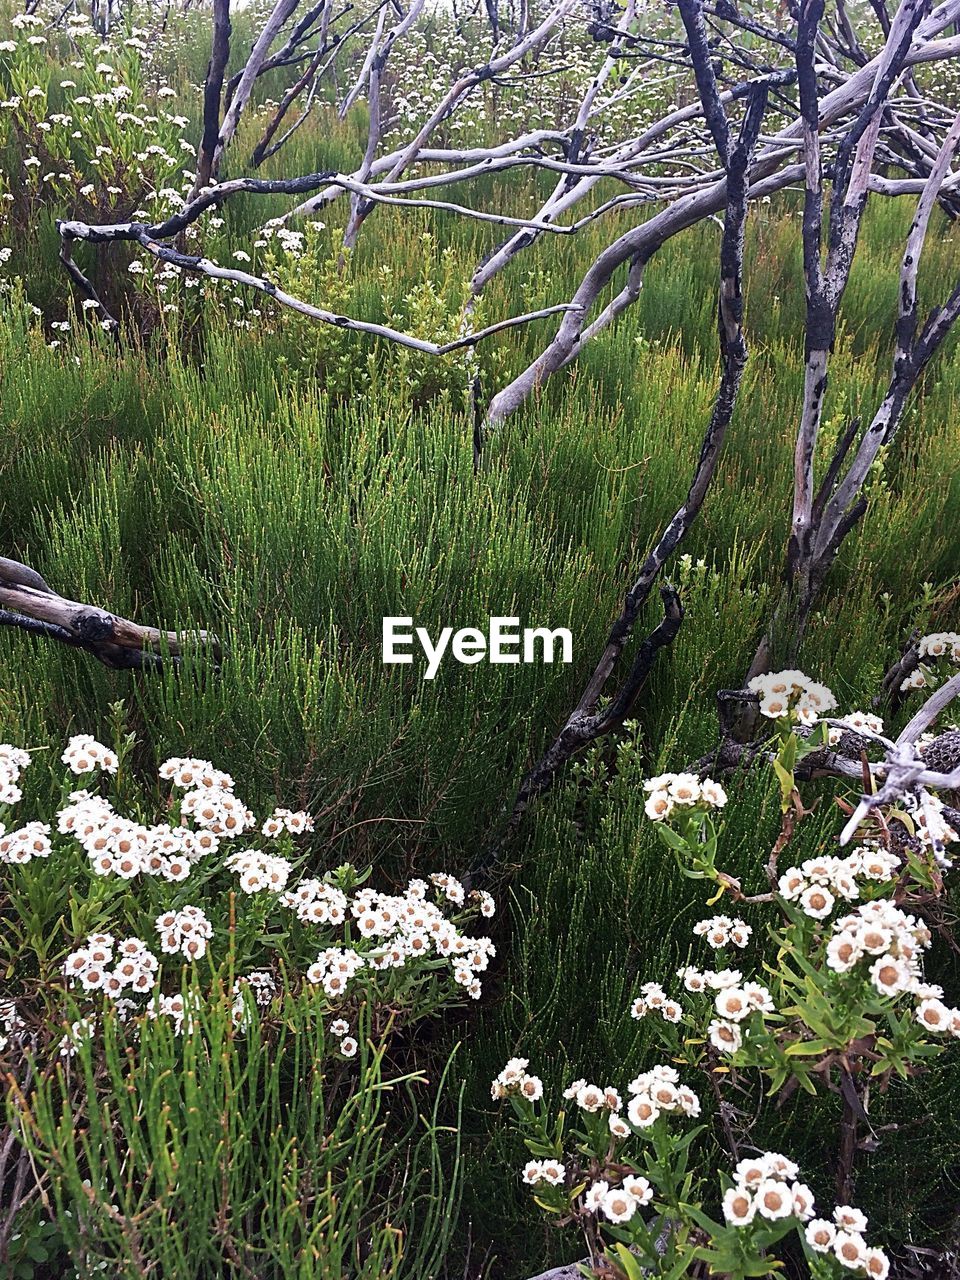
[2, 3, 960, 1276]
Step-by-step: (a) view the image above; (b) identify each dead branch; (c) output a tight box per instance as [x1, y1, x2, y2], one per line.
[470, 24, 772, 880]
[0, 558, 216, 671]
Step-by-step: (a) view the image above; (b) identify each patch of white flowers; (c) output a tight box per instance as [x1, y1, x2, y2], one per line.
[583, 1173, 654, 1223]
[224, 848, 293, 894]
[827, 710, 885, 746]
[693, 914, 752, 948]
[748, 669, 837, 725]
[63, 933, 159, 997]
[824, 901, 960, 1032]
[0, 999, 25, 1054]
[1, 735, 497, 1049]
[155, 906, 213, 959]
[62, 733, 118, 775]
[498, 1059, 698, 1222]
[642, 771, 727, 822]
[0, 744, 31, 806]
[901, 632, 960, 690]
[722, 1153, 889, 1276]
[491, 1056, 543, 1102]
[777, 849, 891, 920]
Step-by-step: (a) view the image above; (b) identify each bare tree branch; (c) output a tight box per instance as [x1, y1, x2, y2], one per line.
[0, 558, 217, 671]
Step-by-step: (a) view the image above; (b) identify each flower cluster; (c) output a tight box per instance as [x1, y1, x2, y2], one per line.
[642, 772, 727, 822]
[0, 744, 30, 804]
[631, 911, 777, 1055]
[224, 848, 293, 894]
[3, 735, 497, 1064]
[630, 981, 683, 1024]
[622, 1065, 701, 1128]
[305, 946, 366, 998]
[155, 906, 213, 959]
[261, 806, 314, 837]
[748, 669, 837, 724]
[0, 820, 52, 864]
[325, 1014, 358, 1057]
[497, 1057, 699, 1243]
[805, 1205, 890, 1276]
[296, 876, 496, 999]
[583, 1172, 654, 1223]
[58, 792, 207, 882]
[777, 850, 893, 920]
[692, 914, 752, 948]
[63, 934, 159, 997]
[827, 710, 885, 746]
[706, 980, 775, 1054]
[491, 1057, 544, 1102]
[158, 757, 235, 791]
[180, 785, 255, 837]
[521, 1157, 566, 1187]
[61, 734, 118, 775]
[901, 632, 960, 690]
[145, 989, 203, 1036]
[721, 1151, 813, 1225]
[824, 901, 960, 1037]
[0, 999, 25, 1054]
[722, 1153, 889, 1275]
[899, 791, 959, 863]
[919, 632, 960, 661]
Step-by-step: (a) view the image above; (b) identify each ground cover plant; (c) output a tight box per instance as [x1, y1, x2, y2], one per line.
[2, 0, 960, 1276]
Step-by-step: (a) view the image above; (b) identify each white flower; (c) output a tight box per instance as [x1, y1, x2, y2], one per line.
[833, 1230, 869, 1269]
[869, 954, 913, 997]
[583, 1179, 609, 1213]
[722, 1186, 756, 1225]
[699, 778, 727, 808]
[626, 1095, 660, 1128]
[521, 1160, 543, 1185]
[790, 1182, 816, 1220]
[863, 1247, 890, 1279]
[733, 1157, 767, 1189]
[707, 1019, 742, 1054]
[540, 1160, 565, 1186]
[762, 1153, 799, 1180]
[799, 885, 835, 920]
[826, 933, 862, 973]
[833, 1205, 868, 1233]
[339, 1036, 358, 1057]
[915, 998, 954, 1033]
[678, 965, 706, 992]
[743, 982, 775, 1013]
[644, 790, 673, 821]
[805, 1219, 837, 1253]
[778, 869, 806, 900]
[714, 988, 751, 1022]
[601, 1187, 637, 1223]
[667, 773, 700, 805]
[576, 1083, 606, 1112]
[755, 1178, 794, 1221]
[623, 1174, 653, 1206]
[518, 1074, 543, 1102]
[608, 1113, 630, 1137]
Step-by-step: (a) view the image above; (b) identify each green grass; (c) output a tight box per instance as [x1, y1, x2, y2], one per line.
[3, 13, 960, 1277]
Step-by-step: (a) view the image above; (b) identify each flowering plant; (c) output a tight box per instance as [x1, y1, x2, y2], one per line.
[1, 718, 494, 1277]
[495, 1058, 890, 1278]
[498, 668, 959, 1278]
